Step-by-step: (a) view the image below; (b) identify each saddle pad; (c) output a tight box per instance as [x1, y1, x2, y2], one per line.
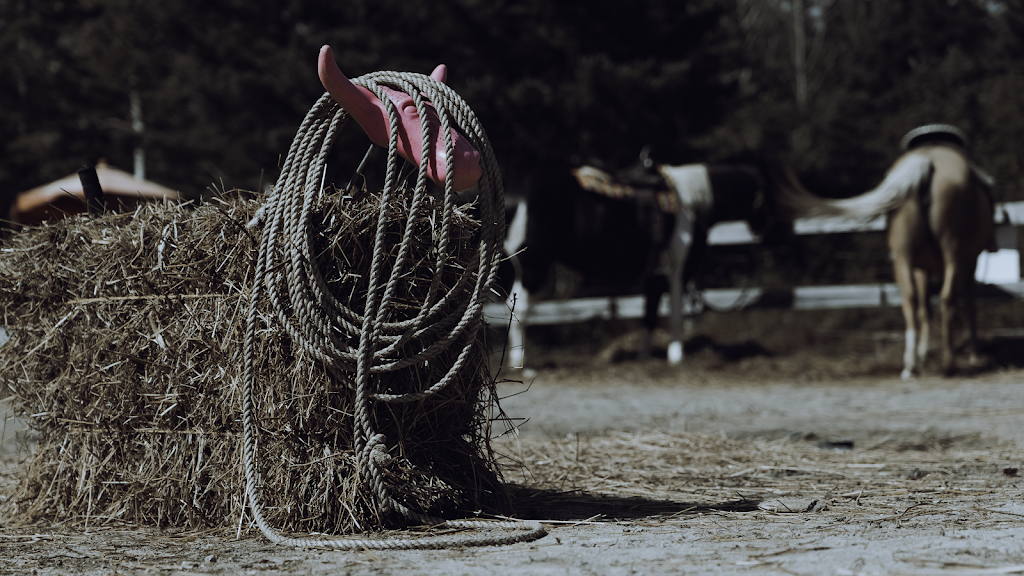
[658, 163, 713, 219]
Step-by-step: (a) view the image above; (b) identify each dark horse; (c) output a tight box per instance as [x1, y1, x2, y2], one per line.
[502, 152, 801, 367]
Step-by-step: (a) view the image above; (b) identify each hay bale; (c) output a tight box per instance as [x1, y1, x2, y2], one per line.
[0, 189, 510, 533]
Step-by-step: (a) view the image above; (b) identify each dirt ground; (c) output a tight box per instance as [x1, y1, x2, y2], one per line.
[3, 342, 1024, 575]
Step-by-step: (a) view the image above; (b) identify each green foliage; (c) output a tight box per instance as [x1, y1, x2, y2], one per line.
[707, 0, 1024, 200]
[0, 0, 1022, 216]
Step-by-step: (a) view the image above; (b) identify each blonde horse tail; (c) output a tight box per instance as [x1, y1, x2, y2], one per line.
[770, 154, 933, 221]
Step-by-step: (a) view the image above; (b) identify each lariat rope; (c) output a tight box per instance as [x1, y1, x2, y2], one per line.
[242, 70, 545, 549]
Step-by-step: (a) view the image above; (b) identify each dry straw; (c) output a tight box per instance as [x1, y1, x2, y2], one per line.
[0, 187, 512, 534]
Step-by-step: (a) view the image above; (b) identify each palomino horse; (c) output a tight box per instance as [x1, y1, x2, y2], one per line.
[775, 125, 995, 378]
[503, 151, 798, 367]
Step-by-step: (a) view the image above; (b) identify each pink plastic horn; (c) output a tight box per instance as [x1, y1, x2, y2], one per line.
[318, 45, 482, 191]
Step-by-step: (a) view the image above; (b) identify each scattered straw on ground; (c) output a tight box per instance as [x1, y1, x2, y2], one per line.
[495, 429, 1024, 531]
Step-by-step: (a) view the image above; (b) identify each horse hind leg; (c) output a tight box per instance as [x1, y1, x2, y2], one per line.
[939, 263, 964, 376]
[640, 275, 668, 361]
[965, 277, 980, 366]
[913, 268, 931, 369]
[894, 257, 920, 380]
[666, 211, 696, 366]
[939, 256, 983, 375]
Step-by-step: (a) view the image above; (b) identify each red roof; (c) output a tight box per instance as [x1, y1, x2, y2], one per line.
[10, 160, 181, 226]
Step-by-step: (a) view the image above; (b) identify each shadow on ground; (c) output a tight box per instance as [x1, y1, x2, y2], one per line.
[978, 334, 1024, 369]
[508, 486, 759, 522]
[598, 334, 773, 365]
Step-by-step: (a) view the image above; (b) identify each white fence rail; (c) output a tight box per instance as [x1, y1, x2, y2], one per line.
[485, 201, 1024, 326]
[484, 282, 1024, 326]
[709, 201, 1024, 243]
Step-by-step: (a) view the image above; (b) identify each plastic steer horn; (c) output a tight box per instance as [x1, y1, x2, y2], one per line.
[318, 45, 482, 191]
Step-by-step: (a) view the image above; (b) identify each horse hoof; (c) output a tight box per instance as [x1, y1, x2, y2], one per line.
[667, 341, 683, 365]
[901, 369, 915, 381]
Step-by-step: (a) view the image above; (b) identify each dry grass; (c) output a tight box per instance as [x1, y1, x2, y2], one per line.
[0, 190, 509, 534]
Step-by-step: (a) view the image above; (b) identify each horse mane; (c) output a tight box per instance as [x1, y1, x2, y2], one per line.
[767, 153, 933, 220]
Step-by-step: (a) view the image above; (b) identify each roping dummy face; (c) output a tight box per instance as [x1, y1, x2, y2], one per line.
[317, 45, 482, 192]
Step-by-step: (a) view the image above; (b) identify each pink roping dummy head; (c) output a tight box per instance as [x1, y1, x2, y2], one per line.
[317, 45, 482, 191]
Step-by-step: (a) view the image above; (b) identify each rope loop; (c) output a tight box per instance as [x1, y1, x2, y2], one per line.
[241, 69, 544, 549]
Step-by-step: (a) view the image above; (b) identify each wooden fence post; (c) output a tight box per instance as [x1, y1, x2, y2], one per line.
[77, 164, 105, 217]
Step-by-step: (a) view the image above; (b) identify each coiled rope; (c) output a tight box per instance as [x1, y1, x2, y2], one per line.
[242, 70, 546, 549]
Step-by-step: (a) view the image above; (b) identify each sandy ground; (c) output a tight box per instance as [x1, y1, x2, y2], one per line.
[3, 349, 1024, 575]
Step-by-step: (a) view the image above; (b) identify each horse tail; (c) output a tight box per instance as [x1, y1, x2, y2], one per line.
[759, 156, 821, 220]
[768, 154, 933, 221]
